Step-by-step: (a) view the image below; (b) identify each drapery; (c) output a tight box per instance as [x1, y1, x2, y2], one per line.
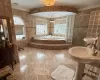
[65, 15, 75, 44]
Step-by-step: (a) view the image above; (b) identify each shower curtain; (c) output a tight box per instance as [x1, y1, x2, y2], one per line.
[65, 15, 75, 44]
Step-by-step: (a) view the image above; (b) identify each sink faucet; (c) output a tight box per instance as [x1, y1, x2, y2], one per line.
[92, 33, 100, 56]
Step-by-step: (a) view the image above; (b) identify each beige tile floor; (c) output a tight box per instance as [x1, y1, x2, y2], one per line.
[7, 47, 77, 80]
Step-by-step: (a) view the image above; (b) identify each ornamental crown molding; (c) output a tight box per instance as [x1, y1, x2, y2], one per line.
[29, 6, 78, 14]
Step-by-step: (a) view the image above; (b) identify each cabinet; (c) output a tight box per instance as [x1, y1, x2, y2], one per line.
[0, 47, 14, 69]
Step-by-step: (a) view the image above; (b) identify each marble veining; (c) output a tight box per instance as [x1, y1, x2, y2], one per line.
[7, 47, 76, 80]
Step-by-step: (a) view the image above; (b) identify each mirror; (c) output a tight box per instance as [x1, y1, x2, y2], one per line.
[0, 17, 10, 47]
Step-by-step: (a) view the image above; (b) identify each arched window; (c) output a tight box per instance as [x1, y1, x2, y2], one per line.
[13, 16, 25, 40]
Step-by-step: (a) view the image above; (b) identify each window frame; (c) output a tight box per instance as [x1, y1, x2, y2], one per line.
[36, 18, 48, 36]
[13, 16, 26, 40]
[36, 24, 48, 35]
[54, 23, 67, 36]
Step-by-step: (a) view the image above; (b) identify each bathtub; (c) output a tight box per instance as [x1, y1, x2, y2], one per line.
[29, 35, 67, 49]
[34, 35, 65, 40]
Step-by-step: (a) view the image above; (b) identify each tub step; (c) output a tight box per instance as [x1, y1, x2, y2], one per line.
[32, 39, 66, 44]
[28, 42, 72, 50]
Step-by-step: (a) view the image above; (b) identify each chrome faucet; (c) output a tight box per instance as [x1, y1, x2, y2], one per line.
[92, 33, 100, 56]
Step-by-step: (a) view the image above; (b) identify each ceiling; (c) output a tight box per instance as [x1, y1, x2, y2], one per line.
[33, 12, 76, 18]
[11, 0, 100, 11]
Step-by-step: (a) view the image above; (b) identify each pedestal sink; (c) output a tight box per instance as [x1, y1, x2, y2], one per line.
[69, 47, 100, 80]
[83, 37, 98, 45]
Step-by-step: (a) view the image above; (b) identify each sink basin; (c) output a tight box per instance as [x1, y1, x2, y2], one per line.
[83, 37, 98, 44]
[69, 47, 100, 80]
[69, 47, 100, 64]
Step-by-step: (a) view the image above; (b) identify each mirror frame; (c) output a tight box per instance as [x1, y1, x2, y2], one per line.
[0, 16, 12, 42]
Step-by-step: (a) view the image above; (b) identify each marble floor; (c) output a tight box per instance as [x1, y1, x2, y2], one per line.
[7, 47, 77, 80]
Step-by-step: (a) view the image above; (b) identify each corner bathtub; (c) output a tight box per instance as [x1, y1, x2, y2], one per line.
[34, 35, 65, 40]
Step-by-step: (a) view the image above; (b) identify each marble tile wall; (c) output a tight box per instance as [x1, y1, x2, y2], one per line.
[72, 12, 90, 46]
[73, 7, 100, 46]
[12, 9, 50, 47]
[87, 10, 100, 37]
[12, 9, 36, 43]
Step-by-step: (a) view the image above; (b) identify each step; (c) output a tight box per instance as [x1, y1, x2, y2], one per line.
[28, 42, 72, 50]
[32, 39, 66, 44]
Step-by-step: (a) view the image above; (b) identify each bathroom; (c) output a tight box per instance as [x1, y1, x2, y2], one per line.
[0, 0, 100, 80]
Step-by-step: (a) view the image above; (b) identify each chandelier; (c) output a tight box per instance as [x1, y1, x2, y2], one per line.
[43, 0, 55, 6]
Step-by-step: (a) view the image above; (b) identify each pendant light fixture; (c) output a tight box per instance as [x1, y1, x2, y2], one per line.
[43, 0, 55, 6]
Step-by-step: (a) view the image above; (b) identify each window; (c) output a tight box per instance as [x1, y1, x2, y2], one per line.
[54, 24, 67, 35]
[36, 19, 48, 35]
[13, 16, 25, 40]
[36, 24, 47, 35]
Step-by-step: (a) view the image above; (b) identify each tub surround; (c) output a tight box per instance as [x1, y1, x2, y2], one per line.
[29, 42, 72, 50]
[34, 35, 65, 40]
[33, 37, 66, 44]
[28, 35, 72, 50]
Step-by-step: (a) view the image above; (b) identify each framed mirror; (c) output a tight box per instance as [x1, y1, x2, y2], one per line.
[0, 16, 11, 47]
